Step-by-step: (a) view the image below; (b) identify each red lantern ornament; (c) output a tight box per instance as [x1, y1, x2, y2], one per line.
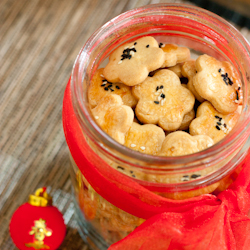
[10, 187, 66, 250]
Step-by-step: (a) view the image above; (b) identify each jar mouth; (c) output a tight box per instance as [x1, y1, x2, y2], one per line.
[71, 3, 250, 169]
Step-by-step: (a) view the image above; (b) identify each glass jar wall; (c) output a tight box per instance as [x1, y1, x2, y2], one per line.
[63, 3, 250, 249]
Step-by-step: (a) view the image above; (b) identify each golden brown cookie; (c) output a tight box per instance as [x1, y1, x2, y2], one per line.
[161, 44, 190, 68]
[103, 36, 165, 86]
[132, 69, 195, 131]
[158, 131, 214, 156]
[167, 63, 183, 78]
[193, 54, 242, 114]
[91, 94, 134, 144]
[189, 101, 240, 143]
[178, 109, 195, 131]
[88, 68, 137, 108]
[124, 122, 165, 155]
[181, 60, 205, 103]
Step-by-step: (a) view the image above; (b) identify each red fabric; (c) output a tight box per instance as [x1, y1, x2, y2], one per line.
[109, 160, 250, 250]
[63, 79, 250, 249]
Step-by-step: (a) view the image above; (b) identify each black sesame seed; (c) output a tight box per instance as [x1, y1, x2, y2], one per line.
[116, 86, 120, 89]
[216, 125, 221, 130]
[104, 87, 109, 91]
[182, 179, 189, 182]
[156, 86, 159, 91]
[108, 84, 113, 87]
[154, 101, 160, 104]
[236, 91, 239, 100]
[117, 166, 124, 170]
[160, 93, 165, 98]
[110, 89, 114, 92]
[132, 175, 136, 178]
[134, 42, 137, 45]
[218, 68, 221, 73]
[146, 45, 149, 48]
[160, 85, 164, 89]
[228, 78, 233, 86]
[215, 115, 220, 119]
[101, 84, 106, 86]
[159, 43, 163, 48]
[219, 117, 222, 121]
[238, 87, 241, 90]
[217, 122, 222, 126]
[130, 171, 134, 173]
[191, 174, 201, 179]
[224, 123, 227, 128]
[121, 48, 136, 60]
[183, 175, 189, 178]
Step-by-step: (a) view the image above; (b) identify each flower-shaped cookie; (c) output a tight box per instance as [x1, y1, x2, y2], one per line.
[193, 54, 242, 114]
[168, 63, 183, 78]
[189, 101, 240, 143]
[103, 36, 165, 86]
[181, 60, 204, 103]
[178, 109, 195, 131]
[124, 122, 165, 155]
[88, 68, 137, 108]
[132, 69, 195, 131]
[161, 44, 190, 68]
[91, 94, 134, 144]
[158, 131, 214, 156]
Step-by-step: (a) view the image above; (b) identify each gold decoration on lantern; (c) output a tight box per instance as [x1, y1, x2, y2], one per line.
[28, 188, 52, 207]
[25, 218, 52, 249]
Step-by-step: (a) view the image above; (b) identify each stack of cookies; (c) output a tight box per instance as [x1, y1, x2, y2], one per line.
[88, 36, 242, 157]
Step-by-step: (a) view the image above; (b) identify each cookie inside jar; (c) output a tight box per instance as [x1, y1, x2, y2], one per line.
[86, 35, 245, 198]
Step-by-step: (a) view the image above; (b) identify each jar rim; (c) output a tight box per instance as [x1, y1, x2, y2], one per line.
[71, 3, 250, 169]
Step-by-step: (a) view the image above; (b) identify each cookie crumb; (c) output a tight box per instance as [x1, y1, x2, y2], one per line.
[181, 175, 189, 182]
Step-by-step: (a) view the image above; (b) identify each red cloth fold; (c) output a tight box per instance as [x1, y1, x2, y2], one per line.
[63, 79, 250, 250]
[109, 160, 250, 250]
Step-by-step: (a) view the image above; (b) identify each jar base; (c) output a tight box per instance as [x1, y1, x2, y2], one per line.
[72, 190, 110, 250]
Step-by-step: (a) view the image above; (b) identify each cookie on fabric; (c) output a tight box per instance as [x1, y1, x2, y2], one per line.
[181, 60, 205, 103]
[189, 101, 240, 143]
[161, 44, 190, 68]
[103, 36, 165, 86]
[88, 68, 137, 108]
[91, 94, 134, 144]
[158, 131, 214, 156]
[132, 69, 195, 131]
[193, 54, 242, 114]
[124, 122, 165, 155]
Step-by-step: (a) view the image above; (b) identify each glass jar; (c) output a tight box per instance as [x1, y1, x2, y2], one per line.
[62, 3, 250, 250]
